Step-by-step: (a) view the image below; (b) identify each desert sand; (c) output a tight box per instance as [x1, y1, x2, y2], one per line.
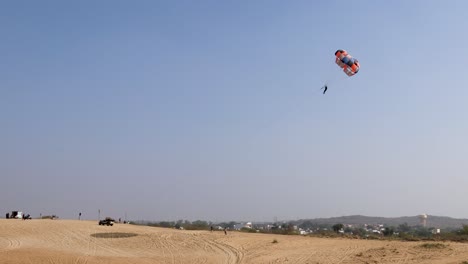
[1, 219, 468, 264]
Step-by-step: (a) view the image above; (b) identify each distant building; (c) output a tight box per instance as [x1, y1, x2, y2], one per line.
[233, 222, 253, 230]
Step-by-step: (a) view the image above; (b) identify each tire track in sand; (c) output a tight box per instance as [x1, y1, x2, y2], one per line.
[201, 234, 244, 264]
[0, 237, 21, 252]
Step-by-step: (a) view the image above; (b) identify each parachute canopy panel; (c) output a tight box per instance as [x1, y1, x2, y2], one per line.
[335, 49, 360, 77]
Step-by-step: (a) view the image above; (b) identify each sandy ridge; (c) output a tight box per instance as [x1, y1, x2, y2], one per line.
[2, 219, 468, 264]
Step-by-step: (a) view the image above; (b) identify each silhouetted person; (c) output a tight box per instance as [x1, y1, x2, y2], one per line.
[322, 85, 328, 94]
[224, 228, 227, 235]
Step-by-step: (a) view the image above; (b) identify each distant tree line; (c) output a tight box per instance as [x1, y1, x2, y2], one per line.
[135, 220, 240, 231]
[314, 222, 468, 242]
[135, 219, 468, 242]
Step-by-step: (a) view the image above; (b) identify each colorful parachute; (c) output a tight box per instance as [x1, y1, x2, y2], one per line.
[335, 50, 359, 77]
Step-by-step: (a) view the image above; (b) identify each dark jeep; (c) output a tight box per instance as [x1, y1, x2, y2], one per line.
[98, 217, 115, 226]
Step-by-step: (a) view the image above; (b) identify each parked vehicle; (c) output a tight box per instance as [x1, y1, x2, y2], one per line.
[10, 211, 23, 219]
[99, 217, 115, 226]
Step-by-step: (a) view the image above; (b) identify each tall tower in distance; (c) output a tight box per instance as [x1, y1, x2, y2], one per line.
[419, 214, 428, 227]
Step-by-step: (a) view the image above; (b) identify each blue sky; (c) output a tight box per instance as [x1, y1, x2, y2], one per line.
[2, 0, 468, 222]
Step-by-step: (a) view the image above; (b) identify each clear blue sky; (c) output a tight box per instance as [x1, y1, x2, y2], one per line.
[2, 0, 468, 222]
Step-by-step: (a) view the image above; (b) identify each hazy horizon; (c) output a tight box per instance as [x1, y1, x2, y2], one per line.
[3, 1, 468, 222]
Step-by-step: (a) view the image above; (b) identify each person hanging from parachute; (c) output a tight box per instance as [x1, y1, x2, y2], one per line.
[321, 84, 328, 94]
[322, 49, 360, 94]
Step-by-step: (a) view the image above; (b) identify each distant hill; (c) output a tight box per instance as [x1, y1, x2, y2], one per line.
[292, 215, 468, 229]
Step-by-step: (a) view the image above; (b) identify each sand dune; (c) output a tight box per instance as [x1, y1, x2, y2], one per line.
[1, 219, 468, 263]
